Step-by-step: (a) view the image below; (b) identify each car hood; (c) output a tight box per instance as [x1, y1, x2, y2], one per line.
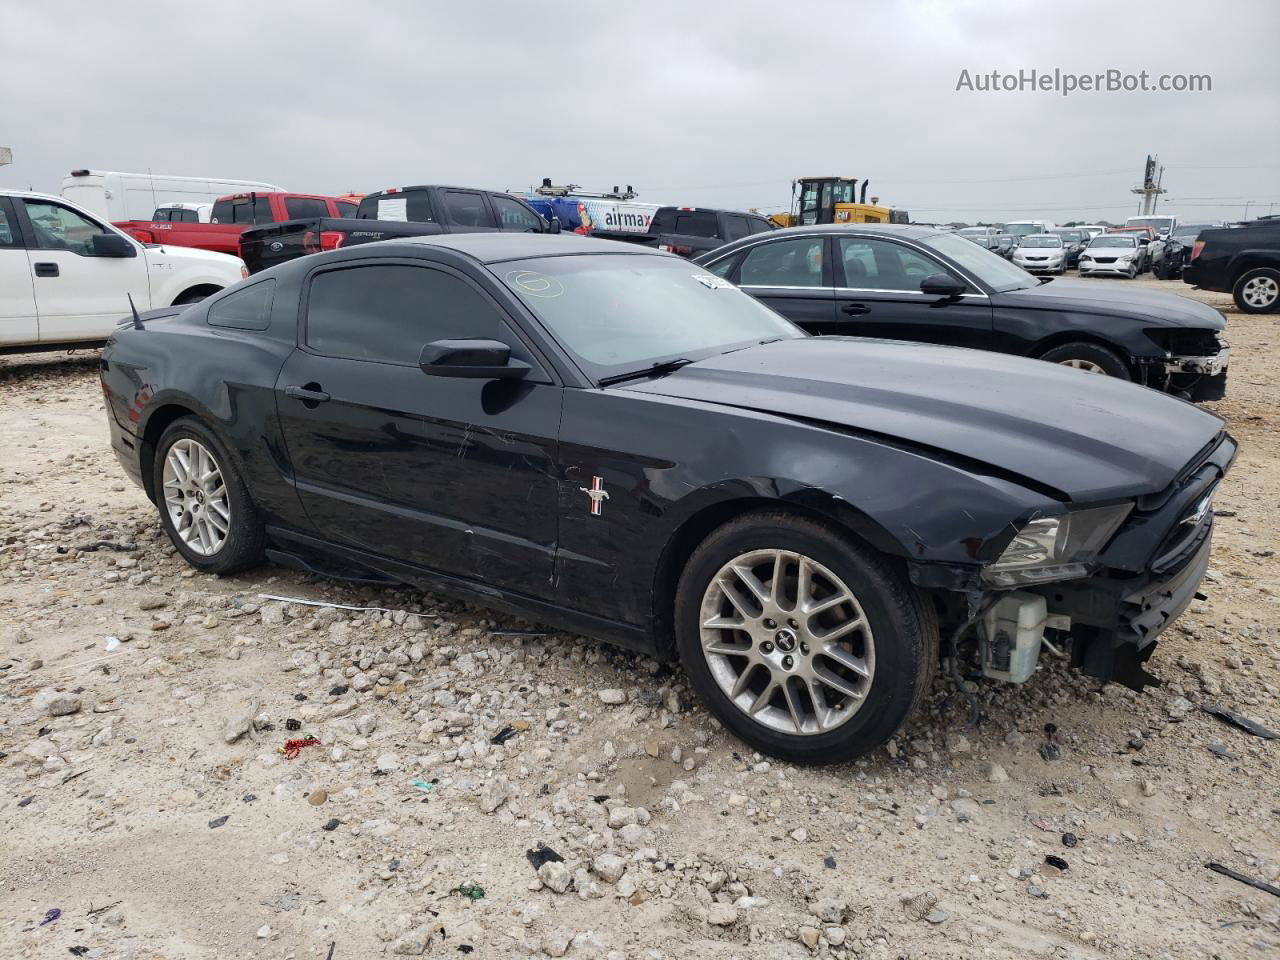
[621, 338, 1224, 502]
[995, 277, 1224, 329]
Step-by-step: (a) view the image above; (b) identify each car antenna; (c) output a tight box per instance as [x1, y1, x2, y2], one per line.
[127, 293, 145, 330]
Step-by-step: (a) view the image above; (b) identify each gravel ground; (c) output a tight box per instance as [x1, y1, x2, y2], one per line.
[1, 277, 1277, 960]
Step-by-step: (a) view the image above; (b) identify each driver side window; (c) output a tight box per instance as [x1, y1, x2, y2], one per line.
[838, 237, 958, 292]
[22, 200, 109, 256]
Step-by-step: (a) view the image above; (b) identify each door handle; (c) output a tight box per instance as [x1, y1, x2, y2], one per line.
[285, 384, 330, 403]
[841, 303, 870, 316]
[33, 262, 60, 277]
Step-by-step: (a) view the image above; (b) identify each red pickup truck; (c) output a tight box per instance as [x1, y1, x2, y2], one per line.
[113, 192, 359, 256]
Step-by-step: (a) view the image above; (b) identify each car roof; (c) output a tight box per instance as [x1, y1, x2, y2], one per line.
[391, 232, 672, 264]
[2, 189, 62, 203]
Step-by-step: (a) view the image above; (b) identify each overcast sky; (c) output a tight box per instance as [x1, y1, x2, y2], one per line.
[2, 0, 1277, 224]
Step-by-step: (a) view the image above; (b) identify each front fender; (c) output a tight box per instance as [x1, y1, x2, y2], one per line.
[557, 389, 1054, 630]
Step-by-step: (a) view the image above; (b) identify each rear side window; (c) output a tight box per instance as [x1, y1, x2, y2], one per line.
[284, 197, 329, 220]
[740, 237, 826, 287]
[179, 209, 200, 223]
[491, 195, 544, 232]
[306, 264, 510, 365]
[336, 201, 358, 217]
[748, 217, 773, 235]
[673, 211, 719, 237]
[441, 191, 496, 228]
[213, 196, 271, 224]
[208, 280, 275, 331]
[721, 215, 750, 242]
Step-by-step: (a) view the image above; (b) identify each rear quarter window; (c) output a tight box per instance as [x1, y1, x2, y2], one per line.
[207, 279, 275, 331]
[285, 197, 330, 220]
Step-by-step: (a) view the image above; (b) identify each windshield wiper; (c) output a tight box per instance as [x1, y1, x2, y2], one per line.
[597, 358, 695, 387]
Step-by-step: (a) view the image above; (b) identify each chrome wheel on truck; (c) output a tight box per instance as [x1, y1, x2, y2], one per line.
[698, 549, 875, 736]
[162, 437, 231, 556]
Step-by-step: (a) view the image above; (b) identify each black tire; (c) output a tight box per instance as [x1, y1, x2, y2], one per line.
[1039, 341, 1131, 379]
[153, 417, 265, 574]
[1232, 267, 1280, 314]
[674, 510, 938, 765]
[174, 288, 218, 305]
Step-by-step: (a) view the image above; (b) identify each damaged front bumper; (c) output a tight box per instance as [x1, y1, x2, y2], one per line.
[913, 432, 1235, 692]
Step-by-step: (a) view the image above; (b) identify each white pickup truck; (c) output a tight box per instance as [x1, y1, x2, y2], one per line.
[1, 190, 246, 353]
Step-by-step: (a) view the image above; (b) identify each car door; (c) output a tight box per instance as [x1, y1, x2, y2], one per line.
[17, 197, 150, 342]
[729, 235, 836, 331]
[0, 197, 39, 345]
[274, 258, 561, 597]
[831, 236, 993, 349]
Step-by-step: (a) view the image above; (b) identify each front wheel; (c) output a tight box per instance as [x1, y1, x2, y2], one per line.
[153, 417, 265, 574]
[674, 511, 937, 765]
[1233, 267, 1280, 314]
[1039, 341, 1131, 379]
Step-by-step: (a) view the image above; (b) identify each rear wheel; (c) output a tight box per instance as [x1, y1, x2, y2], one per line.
[1233, 268, 1280, 314]
[153, 417, 264, 574]
[1039, 341, 1131, 379]
[674, 511, 937, 764]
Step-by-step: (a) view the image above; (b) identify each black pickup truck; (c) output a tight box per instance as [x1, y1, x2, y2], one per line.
[1182, 219, 1280, 313]
[592, 206, 774, 258]
[239, 185, 557, 273]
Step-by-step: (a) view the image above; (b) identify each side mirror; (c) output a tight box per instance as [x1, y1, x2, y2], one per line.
[419, 339, 530, 380]
[92, 232, 137, 258]
[920, 274, 966, 297]
[546, 218, 562, 234]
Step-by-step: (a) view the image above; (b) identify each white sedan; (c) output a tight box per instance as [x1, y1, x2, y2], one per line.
[1011, 234, 1067, 274]
[1078, 234, 1144, 279]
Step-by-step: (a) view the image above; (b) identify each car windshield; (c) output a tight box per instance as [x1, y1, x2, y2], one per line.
[1090, 236, 1136, 248]
[496, 254, 803, 382]
[957, 229, 987, 237]
[920, 232, 1036, 292]
[1003, 223, 1044, 237]
[1053, 232, 1083, 243]
[1019, 236, 1062, 248]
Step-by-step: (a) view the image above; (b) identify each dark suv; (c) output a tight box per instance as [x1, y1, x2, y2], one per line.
[1183, 220, 1280, 313]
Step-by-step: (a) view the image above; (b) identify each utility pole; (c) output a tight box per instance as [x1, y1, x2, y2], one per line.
[1130, 154, 1166, 215]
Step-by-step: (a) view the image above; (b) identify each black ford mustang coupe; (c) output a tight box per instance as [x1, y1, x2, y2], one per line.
[101, 234, 1235, 764]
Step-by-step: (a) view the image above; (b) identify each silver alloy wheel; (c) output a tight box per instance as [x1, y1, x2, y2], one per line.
[1242, 275, 1279, 309]
[1059, 359, 1108, 374]
[162, 437, 231, 556]
[699, 549, 875, 736]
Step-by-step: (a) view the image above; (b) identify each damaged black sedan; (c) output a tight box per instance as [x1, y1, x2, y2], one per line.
[101, 234, 1236, 764]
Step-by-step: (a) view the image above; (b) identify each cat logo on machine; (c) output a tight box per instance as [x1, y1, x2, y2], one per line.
[580, 476, 609, 516]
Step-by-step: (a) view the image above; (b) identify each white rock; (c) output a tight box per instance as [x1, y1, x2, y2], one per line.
[598, 688, 627, 705]
[34, 688, 81, 716]
[592, 854, 627, 883]
[707, 903, 738, 926]
[538, 860, 572, 893]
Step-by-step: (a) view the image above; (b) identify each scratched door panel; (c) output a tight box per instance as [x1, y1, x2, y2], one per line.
[275, 350, 561, 598]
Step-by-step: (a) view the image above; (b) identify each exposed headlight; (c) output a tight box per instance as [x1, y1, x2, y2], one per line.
[983, 503, 1133, 587]
[1117, 254, 1132, 262]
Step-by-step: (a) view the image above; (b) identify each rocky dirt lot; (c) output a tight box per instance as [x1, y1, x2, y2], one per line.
[1, 278, 1277, 960]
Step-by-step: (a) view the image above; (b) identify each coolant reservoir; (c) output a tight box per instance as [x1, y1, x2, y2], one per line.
[979, 592, 1048, 684]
